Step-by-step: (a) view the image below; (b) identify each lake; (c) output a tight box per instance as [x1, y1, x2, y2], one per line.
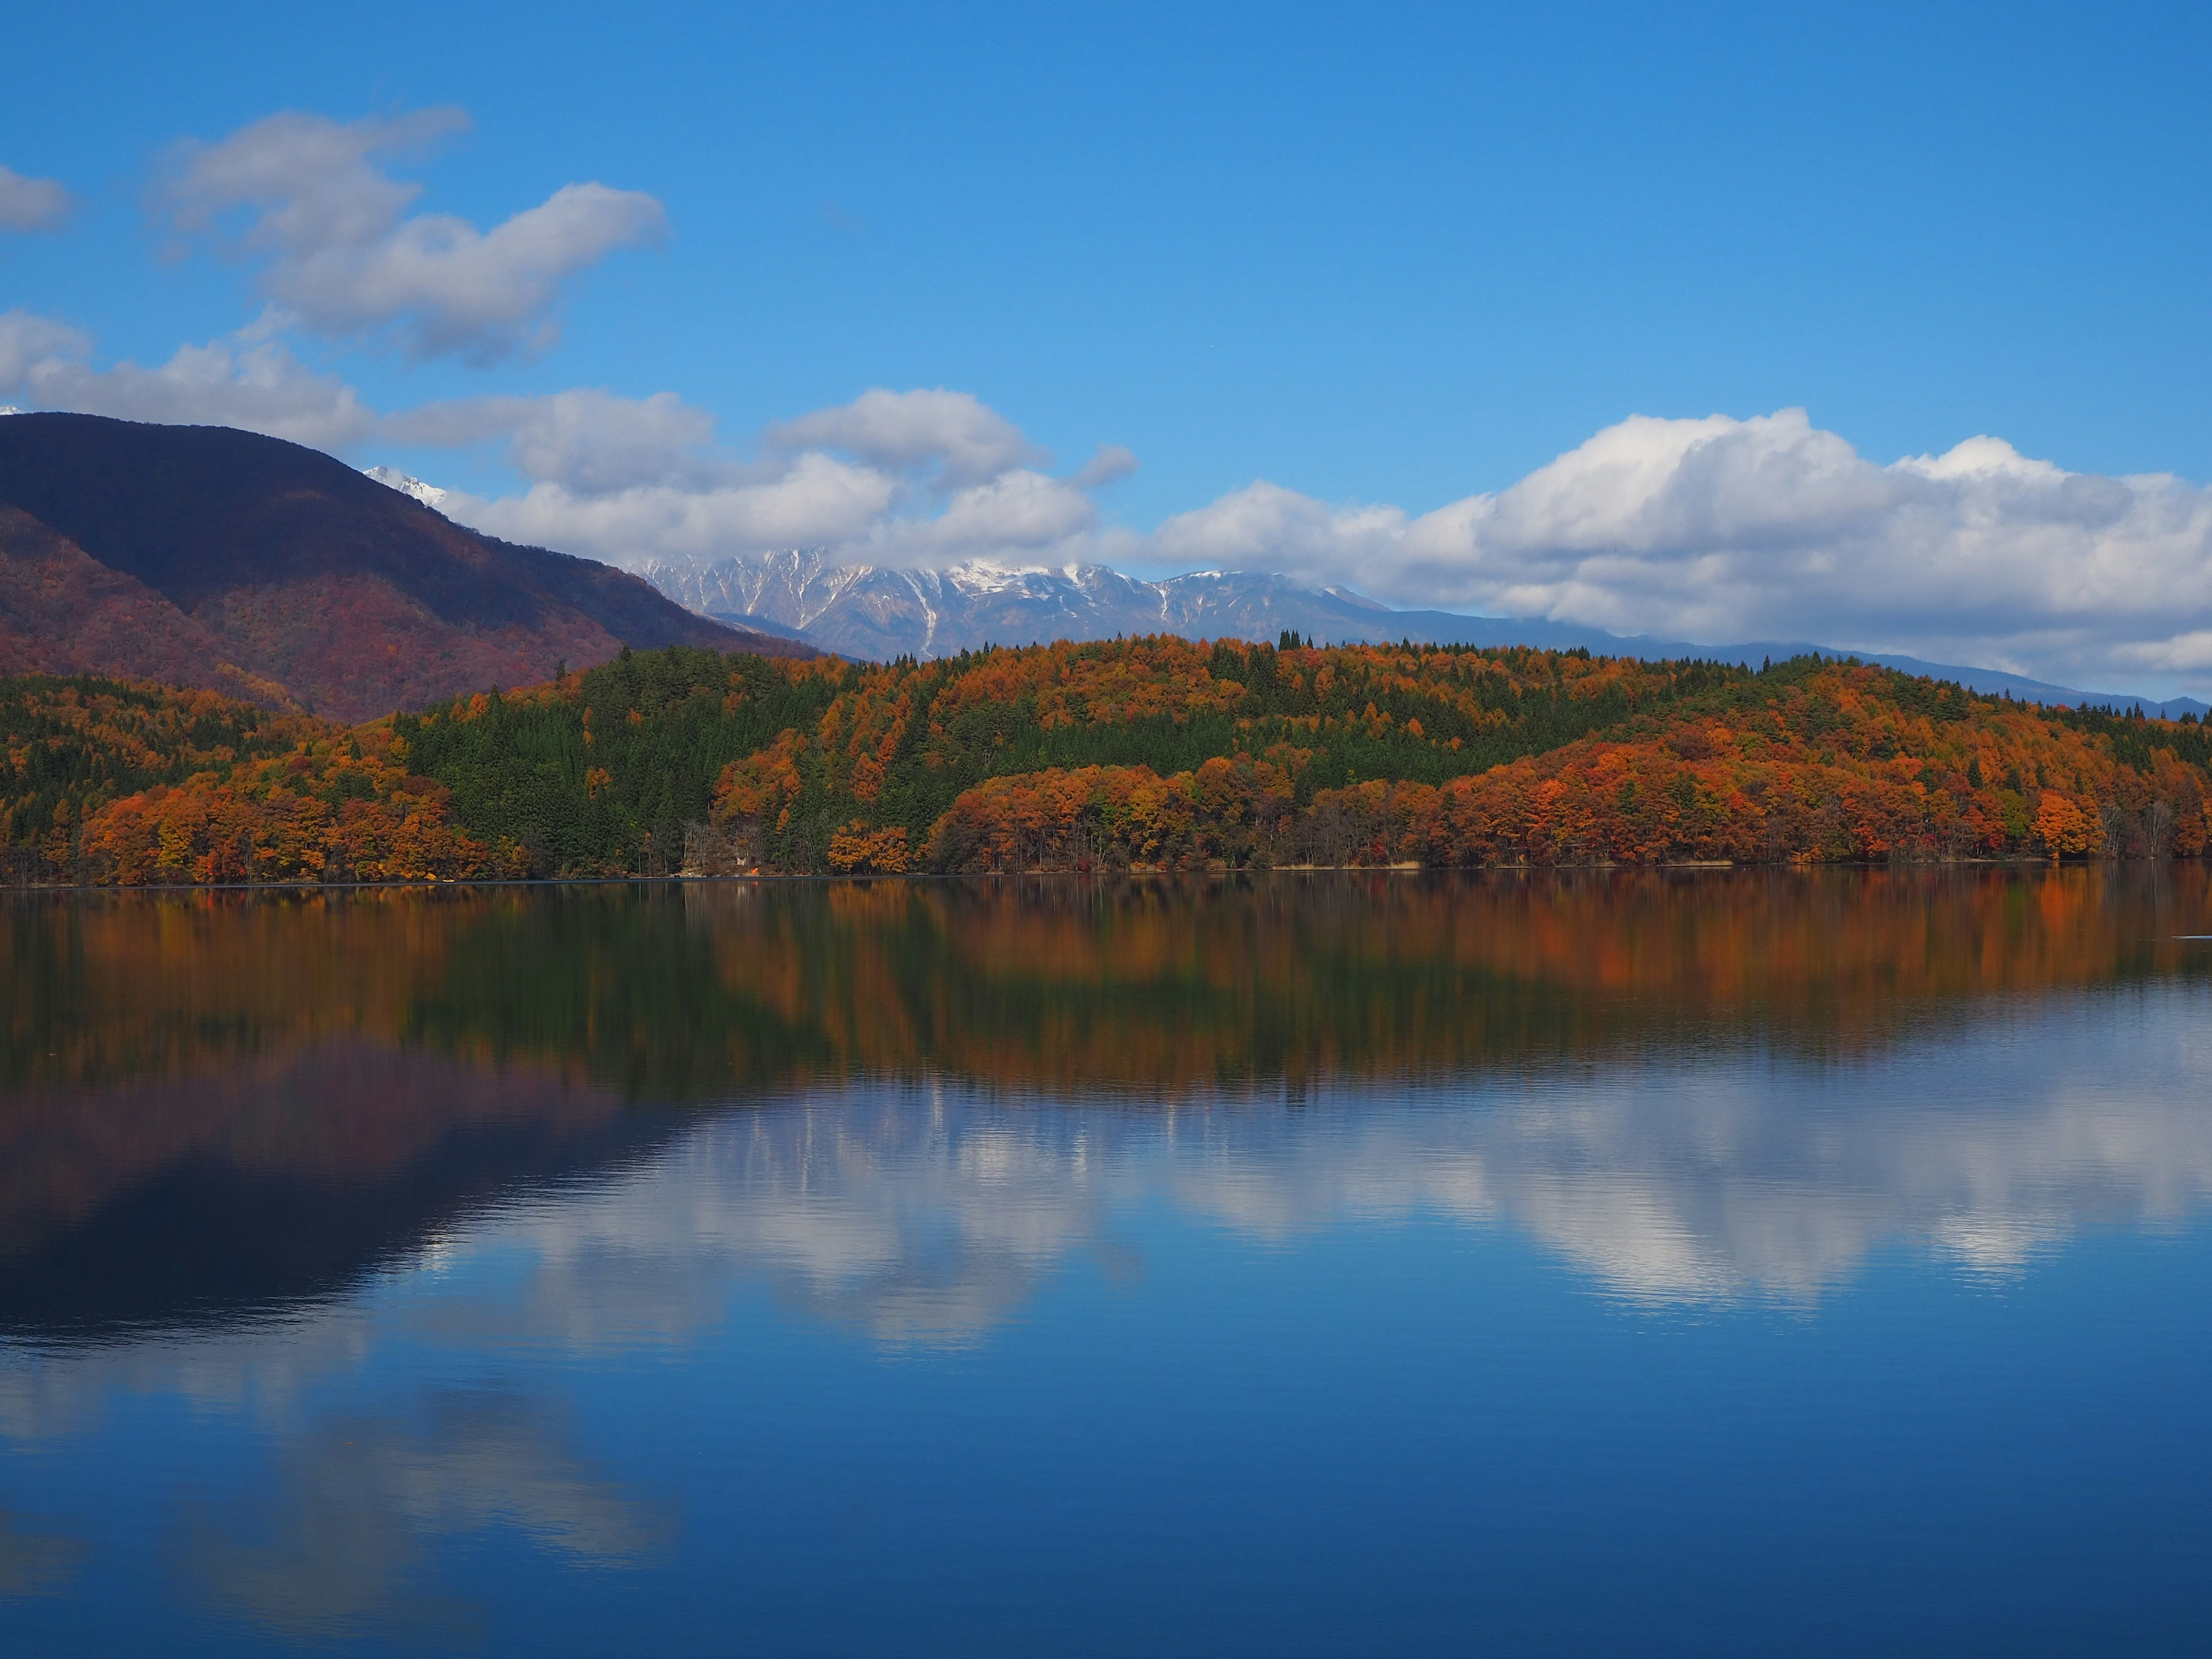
[3, 869, 2211, 1655]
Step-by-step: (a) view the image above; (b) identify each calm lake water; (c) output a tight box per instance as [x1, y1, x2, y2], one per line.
[3, 870, 2211, 1655]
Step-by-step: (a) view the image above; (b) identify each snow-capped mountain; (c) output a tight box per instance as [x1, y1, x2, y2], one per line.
[636, 548, 2211, 717]
[640, 549, 1477, 661]
[361, 466, 449, 512]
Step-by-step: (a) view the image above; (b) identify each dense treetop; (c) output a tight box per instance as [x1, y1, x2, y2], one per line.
[5, 635, 2209, 883]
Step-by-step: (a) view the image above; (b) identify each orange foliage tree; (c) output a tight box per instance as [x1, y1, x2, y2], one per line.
[910, 661, 2212, 872]
[77, 722, 525, 884]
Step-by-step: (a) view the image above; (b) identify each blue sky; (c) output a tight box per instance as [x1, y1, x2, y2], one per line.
[4, 1, 2211, 688]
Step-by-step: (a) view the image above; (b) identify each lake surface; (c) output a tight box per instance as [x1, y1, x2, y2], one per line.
[4, 870, 2212, 1655]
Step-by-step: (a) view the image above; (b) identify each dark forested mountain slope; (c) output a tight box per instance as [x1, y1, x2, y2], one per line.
[0, 503, 299, 706]
[0, 414, 808, 719]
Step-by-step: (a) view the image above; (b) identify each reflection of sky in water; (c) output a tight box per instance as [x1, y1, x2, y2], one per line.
[4, 976, 2212, 1651]
[394, 985, 2212, 1347]
[172, 1389, 666, 1641]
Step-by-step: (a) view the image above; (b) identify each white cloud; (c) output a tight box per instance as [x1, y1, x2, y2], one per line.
[445, 453, 1114, 573]
[0, 309, 89, 384]
[385, 388, 728, 494]
[16, 281, 2212, 694]
[767, 388, 1045, 487]
[454, 452, 903, 562]
[895, 468, 1098, 552]
[403, 396, 2212, 691]
[1071, 442, 1140, 489]
[1151, 409, 2212, 691]
[0, 165, 71, 234]
[158, 109, 665, 363]
[406, 385, 1115, 570]
[1150, 478, 1407, 577]
[10, 106, 2203, 692]
[1, 309, 375, 448]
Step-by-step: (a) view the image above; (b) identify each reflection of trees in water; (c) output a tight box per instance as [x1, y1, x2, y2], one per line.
[0, 1043, 665, 1337]
[685, 866, 2212, 1090]
[2, 868, 2209, 1334]
[9, 868, 2209, 1102]
[0, 983, 2203, 1645]
[11, 874, 2208, 1647]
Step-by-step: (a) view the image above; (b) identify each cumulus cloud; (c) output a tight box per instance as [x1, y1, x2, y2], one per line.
[1071, 442, 1141, 489]
[157, 109, 665, 362]
[1151, 409, 2212, 691]
[16, 279, 2212, 692]
[0, 309, 375, 448]
[386, 387, 729, 494]
[3, 329, 1111, 569]
[923, 468, 1097, 547]
[398, 395, 2212, 690]
[0, 309, 89, 385]
[457, 451, 903, 562]
[448, 457, 1111, 573]
[767, 388, 1045, 487]
[0, 165, 71, 234]
[404, 384, 1119, 570]
[1150, 478, 1406, 577]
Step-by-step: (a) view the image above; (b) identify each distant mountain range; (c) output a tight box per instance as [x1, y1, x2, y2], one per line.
[643, 548, 2209, 719]
[0, 415, 806, 720]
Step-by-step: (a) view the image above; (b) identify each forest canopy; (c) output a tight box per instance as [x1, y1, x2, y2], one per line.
[6, 636, 2209, 884]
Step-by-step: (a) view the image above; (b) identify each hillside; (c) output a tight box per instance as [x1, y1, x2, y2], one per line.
[0, 414, 809, 721]
[10, 637, 2209, 884]
[0, 673, 520, 884]
[393, 638, 2212, 876]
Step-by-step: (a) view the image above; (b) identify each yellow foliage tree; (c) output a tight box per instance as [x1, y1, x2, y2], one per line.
[2033, 790, 2103, 860]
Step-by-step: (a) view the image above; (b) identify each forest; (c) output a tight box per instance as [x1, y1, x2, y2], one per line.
[5, 634, 2210, 883]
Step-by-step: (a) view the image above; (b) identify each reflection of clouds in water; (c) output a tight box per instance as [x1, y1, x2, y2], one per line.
[426, 1092, 1121, 1347]
[173, 1388, 668, 1641]
[1161, 995, 2212, 1302]
[0, 1508, 84, 1598]
[1484, 995, 2212, 1301]
[442, 988, 2212, 1334]
[0, 989, 2200, 1640]
[0, 1308, 373, 1443]
[3, 990, 2208, 1406]
[0, 1327, 668, 1637]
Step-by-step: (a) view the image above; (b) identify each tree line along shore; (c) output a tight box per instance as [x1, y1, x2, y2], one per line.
[4, 635, 2207, 885]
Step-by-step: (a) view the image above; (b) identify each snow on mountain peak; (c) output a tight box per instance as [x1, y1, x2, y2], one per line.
[362, 465, 449, 512]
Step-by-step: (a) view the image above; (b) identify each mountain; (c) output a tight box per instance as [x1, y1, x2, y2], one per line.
[0, 414, 808, 720]
[643, 548, 1448, 661]
[0, 501, 301, 707]
[361, 465, 449, 510]
[641, 548, 2206, 719]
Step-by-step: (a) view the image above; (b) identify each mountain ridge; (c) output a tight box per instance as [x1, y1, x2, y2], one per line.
[641, 547, 2207, 719]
